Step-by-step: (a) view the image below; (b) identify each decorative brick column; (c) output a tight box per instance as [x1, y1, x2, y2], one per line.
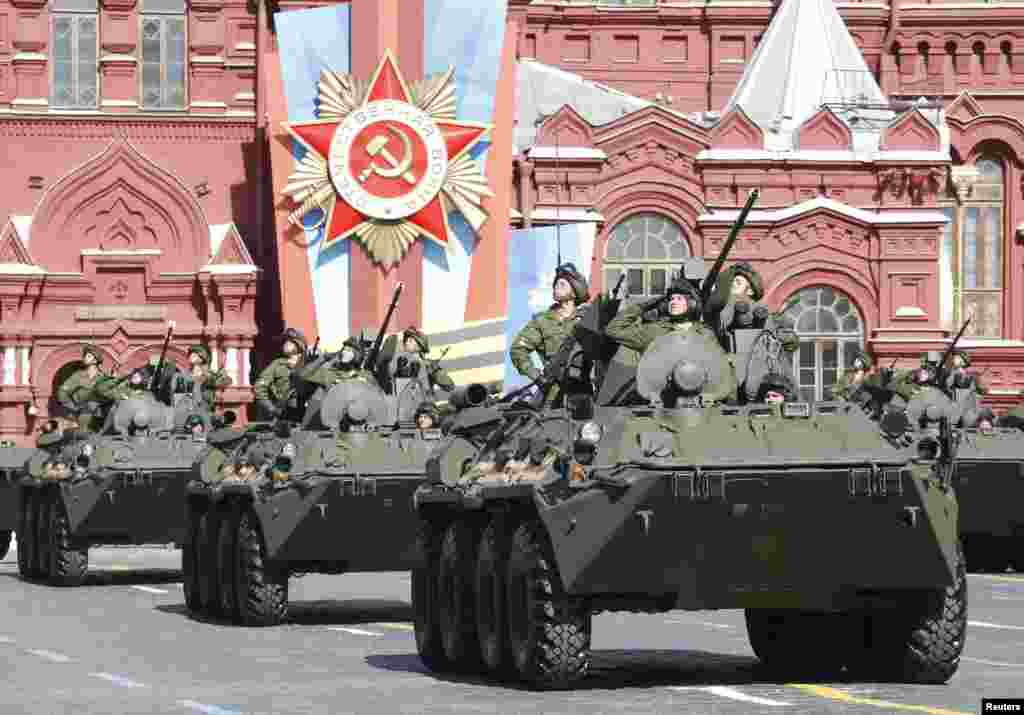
[9, 0, 49, 110]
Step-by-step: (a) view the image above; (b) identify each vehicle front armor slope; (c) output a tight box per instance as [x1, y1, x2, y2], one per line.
[412, 329, 965, 689]
[185, 378, 486, 626]
[16, 394, 215, 586]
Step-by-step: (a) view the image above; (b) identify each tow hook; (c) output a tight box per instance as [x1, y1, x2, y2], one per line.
[903, 506, 920, 528]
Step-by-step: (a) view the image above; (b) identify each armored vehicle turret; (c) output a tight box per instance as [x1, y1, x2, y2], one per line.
[183, 374, 491, 627]
[411, 193, 965, 689]
[15, 377, 227, 586]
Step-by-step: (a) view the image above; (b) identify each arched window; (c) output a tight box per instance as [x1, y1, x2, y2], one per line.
[603, 213, 690, 298]
[941, 155, 1004, 338]
[782, 286, 865, 402]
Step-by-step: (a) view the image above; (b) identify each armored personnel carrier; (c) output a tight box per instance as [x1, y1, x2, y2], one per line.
[183, 373, 489, 627]
[14, 390, 217, 586]
[411, 196, 965, 689]
[1, 441, 36, 561]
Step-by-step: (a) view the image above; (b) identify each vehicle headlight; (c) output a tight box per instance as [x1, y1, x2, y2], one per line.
[82, 443, 95, 458]
[281, 443, 296, 459]
[577, 422, 603, 444]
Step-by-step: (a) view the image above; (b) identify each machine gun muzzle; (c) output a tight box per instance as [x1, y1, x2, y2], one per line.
[449, 383, 490, 410]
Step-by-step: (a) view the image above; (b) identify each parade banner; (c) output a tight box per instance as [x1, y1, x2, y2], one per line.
[273, 1, 509, 351]
[504, 223, 597, 390]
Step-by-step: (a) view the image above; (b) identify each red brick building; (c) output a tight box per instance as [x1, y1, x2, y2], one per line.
[2, 0, 1024, 443]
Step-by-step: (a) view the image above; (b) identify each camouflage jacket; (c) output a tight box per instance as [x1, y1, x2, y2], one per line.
[92, 376, 149, 403]
[298, 361, 378, 390]
[254, 357, 298, 405]
[387, 350, 454, 395]
[169, 367, 232, 408]
[509, 305, 583, 379]
[832, 370, 869, 401]
[57, 369, 110, 414]
[605, 302, 704, 355]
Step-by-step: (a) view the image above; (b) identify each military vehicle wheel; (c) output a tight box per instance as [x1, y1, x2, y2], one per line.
[0, 529, 10, 561]
[17, 489, 34, 579]
[870, 541, 967, 684]
[235, 510, 288, 626]
[196, 510, 221, 615]
[438, 521, 483, 670]
[506, 519, 591, 690]
[745, 610, 849, 676]
[35, 490, 52, 581]
[476, 521, 512, 676]
[48, 498, 87, 587]
[182, 502, 202, 615]
[218, 505, 240, 623]
[412, 519, 448, 672]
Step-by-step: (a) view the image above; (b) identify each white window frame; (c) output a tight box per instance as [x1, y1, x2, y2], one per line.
[603, 212, 691, 300]
[50, 9, 99, 110]
[783, 286, 865, 403]
[138, 5, 188, 111]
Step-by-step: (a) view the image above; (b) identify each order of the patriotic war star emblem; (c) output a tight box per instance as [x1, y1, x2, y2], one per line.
[282, 50, 494, 268]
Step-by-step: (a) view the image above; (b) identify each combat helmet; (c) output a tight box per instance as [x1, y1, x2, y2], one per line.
[755, 371, 797, 403]
[403, 326, 429, 354]
[414, 401, 441, 425]
[81, 344, 104, 365]
[948, 349, 971, 369]
[553, 263, 590, 303]
[661, 275, 703, 322]
[727, 261, 764, 302]
[337, 336, 365, 367]
[188, 345, 212, 365]
[280, 328, 308, 355]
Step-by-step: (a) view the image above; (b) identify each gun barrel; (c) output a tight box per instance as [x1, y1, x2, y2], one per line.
[701, 188, 760, 303]
[364, 282, 405, 369]
[611, 273, 626, 299]
[934, 318, 971, 388]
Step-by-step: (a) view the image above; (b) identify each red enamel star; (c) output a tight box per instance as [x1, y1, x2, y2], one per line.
[282, 50, 491, 254]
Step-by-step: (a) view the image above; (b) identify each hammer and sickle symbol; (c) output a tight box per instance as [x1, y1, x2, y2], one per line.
[358, 124, 417, 185]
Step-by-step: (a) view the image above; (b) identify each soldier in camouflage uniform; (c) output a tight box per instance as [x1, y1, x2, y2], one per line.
[509, 263, 593, 406]
[755, 371, 798, 404]
[832, 349, 875, 402]
[945, 349, 988, 396]
[56, 344, 110, 432]
[254, 328, 308, 420]
[606, 276, 738, 405]
[703, 261, 800, 354]
[386, 327, 454, 420]
[165, 345, 232, 412]
[414, 401, 441, 430]
[298, 336, 379, 389]
[93, 366, 150, 403]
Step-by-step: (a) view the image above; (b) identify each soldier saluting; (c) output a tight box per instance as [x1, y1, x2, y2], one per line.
[509, 263, 592, 406]
[605, 275, 705, 354]
[165, 345, 232, 411]
[57, 344, 110, 432]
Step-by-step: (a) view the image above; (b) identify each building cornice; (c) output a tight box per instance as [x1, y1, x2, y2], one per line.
[0, 115, 256, 141]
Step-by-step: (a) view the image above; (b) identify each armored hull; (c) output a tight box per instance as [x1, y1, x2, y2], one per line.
[0, 446, 35, 560]
[412, 395, 965, 689]
[184, 379, 453, 626]
[950, 429, 1024, 572]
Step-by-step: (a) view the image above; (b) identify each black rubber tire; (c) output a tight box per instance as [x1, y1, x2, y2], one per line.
[235, 509, 288, 626]
[412, 519, 448, 672]
[35, 489, 51, 580]
[438, 521, 483, 670]
[505, 519, 591, 690]
[475, 521, 512, 676]
[182, 502, 202, 615]
[745, 609, 850, 677]
[196, 510, 220, 615]
[0, 529, 11, 562]
[1011, 538, 1024, 573]
[17, 489, 34, 579]
[218, 505, 240, 624]
[48, 497, 88, 587]
[881, 540, 968, 684]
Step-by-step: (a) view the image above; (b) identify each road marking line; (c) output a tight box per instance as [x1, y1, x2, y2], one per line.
[178, 700, 242, 715]
[973, 574, 1024, 583]
[26, 649, 72, 663]
[671, 686, 790, 706]
[328, 626, 383, 637]
[0, 636, 14, 644]
[969, 619, 1024, 631]
[963, 656, 1024, 668]
[89, 672, 146, 688]
[374, 622, 414, 631]
[131, 585, 168, 594]
[789, 684, 971, 715]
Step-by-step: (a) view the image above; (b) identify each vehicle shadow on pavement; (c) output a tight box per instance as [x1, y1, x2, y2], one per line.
[366, 649, 842, 690]
[155, 598, 412, 626]
[2, 569, 182, 587]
